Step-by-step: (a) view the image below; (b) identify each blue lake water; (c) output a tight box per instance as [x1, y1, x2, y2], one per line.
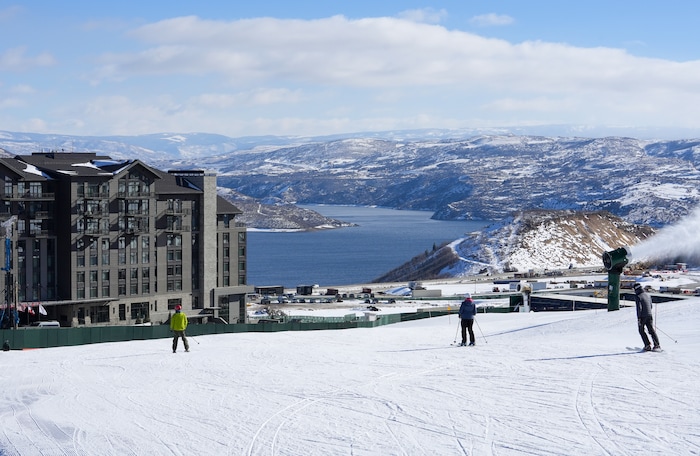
[246, 205, 490, 288]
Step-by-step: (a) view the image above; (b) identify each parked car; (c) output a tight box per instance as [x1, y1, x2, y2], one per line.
[29, 321, 60, 328]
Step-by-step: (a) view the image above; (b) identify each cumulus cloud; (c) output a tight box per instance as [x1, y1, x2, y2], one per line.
[50, 13, 700, 136]
[98, 15, 700, 96]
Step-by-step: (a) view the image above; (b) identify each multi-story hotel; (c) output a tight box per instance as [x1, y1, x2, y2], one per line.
[0, 152, 252, 327]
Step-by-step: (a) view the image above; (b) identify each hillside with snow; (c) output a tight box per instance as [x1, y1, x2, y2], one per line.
[377, 210, 655, 282]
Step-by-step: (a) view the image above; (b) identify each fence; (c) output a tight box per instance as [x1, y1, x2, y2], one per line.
[1, 310, 422, 350]
[1, 303, 520, 350]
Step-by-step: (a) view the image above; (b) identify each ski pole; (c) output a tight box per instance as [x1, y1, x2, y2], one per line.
[474, 318, 487, 344]
[453, 319, 460, 344]
[189, 334, 200, 345]
[655, 325, 677, 344]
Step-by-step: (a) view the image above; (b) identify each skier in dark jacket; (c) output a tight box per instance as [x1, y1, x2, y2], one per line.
[634, 283, 660, 351]
[458, 293, 477, 346]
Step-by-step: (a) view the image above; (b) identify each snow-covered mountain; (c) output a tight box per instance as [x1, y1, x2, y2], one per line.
[210, 135, 700, 227]
[2, 130, 700, 227]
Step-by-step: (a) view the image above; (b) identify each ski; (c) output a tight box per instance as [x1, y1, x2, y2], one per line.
[626, 346, 663, 353]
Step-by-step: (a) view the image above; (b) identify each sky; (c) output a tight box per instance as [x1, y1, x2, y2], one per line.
[1, 274, 699, 455]
[2, 1, 700, 138]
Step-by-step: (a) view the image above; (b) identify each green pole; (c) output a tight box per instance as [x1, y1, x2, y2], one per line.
[607, 272, 621, 311]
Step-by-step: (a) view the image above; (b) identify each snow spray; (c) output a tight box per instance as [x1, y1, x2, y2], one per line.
[628, 207, 700, 265]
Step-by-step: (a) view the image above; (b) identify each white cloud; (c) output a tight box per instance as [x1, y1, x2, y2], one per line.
[97, 15, 700, 97]
[19, 13, 700, 137]
[469, 13, 515, 27]
[0, 46, 55, 71]
[397, 8, 448, 24]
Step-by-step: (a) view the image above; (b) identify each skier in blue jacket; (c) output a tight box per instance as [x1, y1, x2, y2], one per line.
[458, 293, 477, 346]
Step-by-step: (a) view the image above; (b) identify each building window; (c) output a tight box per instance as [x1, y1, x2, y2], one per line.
[118, 236, 126, 265]
[101, 270, 110, 297]
[131, 302, 148, 320]
[101, 238, 110, 265]
[119, 304, 126, 321]
[167, 234, 182, 246]
[141, 236, 150, 263]
[167, 298, 181, 310]
[90, 305, 109, 323]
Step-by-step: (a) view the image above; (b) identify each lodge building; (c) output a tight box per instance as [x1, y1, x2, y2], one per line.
[0, 152, 253, 327]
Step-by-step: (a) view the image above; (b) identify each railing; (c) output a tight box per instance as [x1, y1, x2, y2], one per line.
[116, 191, 154, 198]
[0, 192, 55, 200]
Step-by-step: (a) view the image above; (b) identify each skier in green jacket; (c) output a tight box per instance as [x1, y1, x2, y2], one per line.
[170, 305, 189, 353]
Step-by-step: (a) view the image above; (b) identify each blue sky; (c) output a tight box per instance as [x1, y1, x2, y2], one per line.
[2, 1, 700, 138]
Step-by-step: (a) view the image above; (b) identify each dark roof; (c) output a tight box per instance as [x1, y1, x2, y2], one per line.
[153, 170, 203, 195]
[217, 195, 242, 215]
[0, 157, 50, 181]
[14, 152, 150, 180]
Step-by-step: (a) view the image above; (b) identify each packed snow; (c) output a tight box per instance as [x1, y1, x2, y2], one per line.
[1, 276, 699, 455]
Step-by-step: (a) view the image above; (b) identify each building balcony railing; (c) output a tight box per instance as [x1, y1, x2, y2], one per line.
[28, 229, 53, 237]
[164, 208, 191, 216]
[82, 192, 110, 199]
[117, 191, 154, 199]
[165, 225, 190, 232]
[119, 209, 150, 217]
[84, 227, 111, 235]
[0, 192, 55, 201]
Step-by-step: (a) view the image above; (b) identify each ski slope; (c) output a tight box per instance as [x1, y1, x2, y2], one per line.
[1, 299, 699, 455]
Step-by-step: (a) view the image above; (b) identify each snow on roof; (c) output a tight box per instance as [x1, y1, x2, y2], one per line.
[71, 161, 100, 170]
[22, 163, 51, 178]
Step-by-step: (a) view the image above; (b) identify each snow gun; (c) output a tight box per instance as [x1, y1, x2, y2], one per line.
[602, 246, 630, 311]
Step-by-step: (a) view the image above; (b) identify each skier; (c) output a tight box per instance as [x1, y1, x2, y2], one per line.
[170, 304, 190, 353]
[458, 293, 477, 346]
[633, 283, 660, 351]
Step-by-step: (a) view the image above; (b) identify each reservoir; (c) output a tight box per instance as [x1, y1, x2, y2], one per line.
[246, 205, 490, 288]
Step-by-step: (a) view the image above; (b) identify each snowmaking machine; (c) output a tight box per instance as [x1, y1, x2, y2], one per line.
[602, 246, 630, 311]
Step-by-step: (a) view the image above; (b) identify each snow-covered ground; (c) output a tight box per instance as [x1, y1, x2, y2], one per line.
[1, 281, 699, 455]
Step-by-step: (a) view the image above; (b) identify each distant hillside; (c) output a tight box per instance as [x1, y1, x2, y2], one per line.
[217, 188, 354, 231]
[374, 210, 655, 282]
[4, 130, 700, 228]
